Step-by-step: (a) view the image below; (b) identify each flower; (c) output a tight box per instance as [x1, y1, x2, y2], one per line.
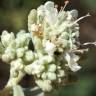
[25, 60, 44, 75]
[37, 1, 58, 25]
[57, 70, 65, 77]
[2, 54, 11, 63]
[65, 52, 81, 72]
[2, 47, 16, 63]
[16, 31, 30, 48]
[16, 48, 25, 58]
[47, 72, 56, 80]
[24, 50, 35, 63]
[44, 40, 56, 55]
[48, 64, 56, 72]
[10, 58, 24, 71]
[0, 1, 89, 93]
[36, 79, 52, 92]
[1, 30, 15, 47]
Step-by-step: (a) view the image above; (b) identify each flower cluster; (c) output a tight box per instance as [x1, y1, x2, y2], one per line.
[0, 30, 36, 80]
[27, 1, 86, 92]
[0, 1, 90, 92]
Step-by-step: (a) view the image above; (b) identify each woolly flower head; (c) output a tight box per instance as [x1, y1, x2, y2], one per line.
[28, 1, 90, 54]
[26, 1, 90, 92]
[0, 1, 90, 93]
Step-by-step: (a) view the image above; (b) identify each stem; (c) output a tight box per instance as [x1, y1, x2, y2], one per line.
[5, 71, 25, 88]
[0, 71, 25, 96]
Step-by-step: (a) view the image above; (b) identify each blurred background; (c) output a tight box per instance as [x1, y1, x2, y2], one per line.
[0, 0, 96, 96]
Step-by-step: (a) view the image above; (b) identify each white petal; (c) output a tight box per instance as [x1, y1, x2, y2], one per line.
[65, 53, 81, 72]
[44, 1, 54, 11]
[65, 53, 71, 63]
[44, 1, 58, 25]
[45, 41, 56, 55]
[70, 10, 78, 18]
[70, 53, 80, 62]
[69, 63, 81, 72]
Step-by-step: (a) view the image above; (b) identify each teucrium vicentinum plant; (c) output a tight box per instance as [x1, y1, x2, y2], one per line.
[0, 1, 93, 96]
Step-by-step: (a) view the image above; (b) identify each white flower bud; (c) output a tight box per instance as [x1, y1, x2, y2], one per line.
[8, 40, 16, 49]
[10, 68, 18, 78]
[47, 72, 56, 80]
[11, 59, 24, 71]
[42, 80, 52, 92]
[2, 54, 10, 63]
[24, 50, 35, 62]
[44, 41, 56, 55]
[16, 32, 30, 48]
[36, 80, 52, 92]
[16, 48, 25, 58]
[46, 55, 54, 63]
[4, 47, 16, 61]
[48, 64, 56, 72]
[24, 65, 32, 75]
[1, 30, 15, 47]
[57, 70, 65, 77]
[39, 55, 54, 65]
[25, 61, 44, 75]
[41, 72, 47, 79]
[39, 58, 47, 65]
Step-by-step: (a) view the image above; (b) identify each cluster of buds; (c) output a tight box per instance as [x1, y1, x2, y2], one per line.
[0, 1, 90, 92]
[0, 30, 36, 87]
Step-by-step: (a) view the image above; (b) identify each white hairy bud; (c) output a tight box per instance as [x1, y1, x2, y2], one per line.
[24, 50, 35, 62]
[2, 54, 11, 63]
[48, 64, 56, 72]
[47, 55, 54, 63]
[16, 32, 30, 48]
[36, 79, 52, 92]
[57, 70, 65, 77]
[41, 72, 47, 79]
[1, 30, 15, 47]
[25, 61, 44, 75]
[4, 47, 16, 61]
[11, 58, 24, 71]
[39, 55, 54, 65]
[10, 68, 18, 78]
[47, 72, 56, 80]
[16, 48, 25, 58]
[44, 41, 56, 55]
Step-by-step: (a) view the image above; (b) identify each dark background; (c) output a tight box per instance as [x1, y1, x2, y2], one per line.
[0, 0, 96, 96]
